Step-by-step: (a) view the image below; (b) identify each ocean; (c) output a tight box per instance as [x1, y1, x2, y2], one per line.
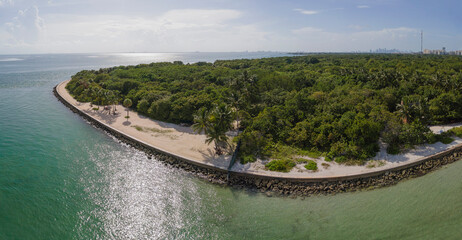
[1, 52, 461, 239]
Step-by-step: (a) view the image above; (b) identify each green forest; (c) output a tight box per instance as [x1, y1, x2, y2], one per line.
[66, 54, 462, 170]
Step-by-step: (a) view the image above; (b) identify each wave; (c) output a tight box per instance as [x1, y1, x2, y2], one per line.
[0, 58, 24, 62]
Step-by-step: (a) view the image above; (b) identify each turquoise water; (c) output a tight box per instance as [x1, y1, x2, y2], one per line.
[1, 53, 461, 240]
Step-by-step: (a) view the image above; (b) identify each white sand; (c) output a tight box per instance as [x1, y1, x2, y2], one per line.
[57, 80, 462, 179]
[231, 125, 462, 178]
[57, 80, 232, 169]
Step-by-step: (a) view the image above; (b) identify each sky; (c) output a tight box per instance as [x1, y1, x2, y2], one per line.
[0, 0, 461, 54]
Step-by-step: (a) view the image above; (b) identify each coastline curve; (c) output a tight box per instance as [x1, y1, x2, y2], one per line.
[54, 81, 462, 196]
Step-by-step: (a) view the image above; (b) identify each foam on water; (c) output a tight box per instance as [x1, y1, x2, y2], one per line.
[0, 58, 24, 62]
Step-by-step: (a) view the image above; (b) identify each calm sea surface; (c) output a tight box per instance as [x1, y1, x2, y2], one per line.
[1, 53, 461, 240]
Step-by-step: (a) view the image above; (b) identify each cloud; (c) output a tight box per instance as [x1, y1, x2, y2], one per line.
[291, 27, 419, 52]
[160, 9, 241, 27]
[11, 8, 270, 53]
[349, 25, 365, 30]
[357, 5, 370, 9]
[4, 6, 45, 45]
[294, 8, 318, 15]
[0, 0, 14, 7]
[359, 27, 418, 39]
[292, 27, 323, 34]
[0, 4, 430, 54]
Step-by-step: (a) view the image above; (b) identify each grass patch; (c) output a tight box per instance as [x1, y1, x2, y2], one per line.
[146, 127, 173, 134]
[132, 125, 173, 134]
[295, 158, 308, 164]
[265, 159, 296, 172]
[132, 125, 177, 140]
[335, 156, 347, 163]
[449, 126, 462, 138]
[305, 150, 322, 159]
[304, 160, 318, 171]
[321, 163, 330, 169]
[333, 155, 363, 165]
[268, 144, 298, 160]
[366, 160, 386, 168]
[439, 136, 454, 144]
[435, 131, 454, 144]
[268, 143, 322, 161]
[240, 155, 256, 164]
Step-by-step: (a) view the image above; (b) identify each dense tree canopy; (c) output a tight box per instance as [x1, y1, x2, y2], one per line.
[66, 54, 462, 165]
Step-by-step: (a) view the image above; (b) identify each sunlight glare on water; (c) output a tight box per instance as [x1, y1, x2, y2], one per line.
[1, 53, 462, 240]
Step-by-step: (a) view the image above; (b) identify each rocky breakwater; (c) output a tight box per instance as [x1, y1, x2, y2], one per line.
[54, 84, 462, 197]
[227, 148, 462, 197]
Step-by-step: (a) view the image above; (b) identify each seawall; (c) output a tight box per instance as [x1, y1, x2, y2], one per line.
[54, 83, 462, 197]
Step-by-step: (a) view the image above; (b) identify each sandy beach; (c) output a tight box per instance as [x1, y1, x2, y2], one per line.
[57, 80, 462, 178]
[57, 80, 232, 170]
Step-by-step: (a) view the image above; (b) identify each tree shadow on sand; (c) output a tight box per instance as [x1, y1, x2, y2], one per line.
[83, 108, 119, 125]
[198, 148, 232, 169]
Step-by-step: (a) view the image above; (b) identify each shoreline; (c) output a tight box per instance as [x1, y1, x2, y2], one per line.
[54, 80, 462, 196]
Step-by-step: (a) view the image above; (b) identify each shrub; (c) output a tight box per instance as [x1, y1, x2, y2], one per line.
[324, 156, 332, 162]
[265, 159, 296, 172]
[366, 160, 386, 168]
[240, 154, 256, 164]
[306, 150, 322, 159]
[434, 131, 455, 144]
[426, 133, 438, 144]
[295, 158, 308, 164]
[386, 144, 401, 155]
[304, 160, 318, 171]
[438, 135, 454, 144]
[237, 130, 270, 160]
[400, 120, 431, 147]
[137, 99, 150, 114]
[335, 156, 347, 163]
[449, 126, 462, 138]
[383, 119, 433, 152]
[325, 152, 334, 162]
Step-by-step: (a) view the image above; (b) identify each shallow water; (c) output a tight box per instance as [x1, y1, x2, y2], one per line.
[1, 53, 461, 239]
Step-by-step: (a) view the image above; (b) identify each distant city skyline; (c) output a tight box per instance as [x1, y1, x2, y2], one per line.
[0, 0, 461, 54]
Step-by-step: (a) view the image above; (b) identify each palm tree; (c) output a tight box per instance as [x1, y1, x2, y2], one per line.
[193, 104, 234, 155]
[123, 98, 132, 119]
[204, 125, 230, 155]
[397, 96, 429, 124]
[89, 87, 99, 106]
[211, 104, 234, 132]
[106, 91, 115, 114]
[104, 90, 119, 115]
[192, 107, 210, 134]
[414, 97, 429, 123]
[112, 90, 120, 113]
[79, 79, 90, 89]
[397, 99, 412, 124]
[82, 86, 97, 107]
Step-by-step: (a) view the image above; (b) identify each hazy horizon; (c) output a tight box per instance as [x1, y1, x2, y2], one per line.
[1, 0, 461, 54]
